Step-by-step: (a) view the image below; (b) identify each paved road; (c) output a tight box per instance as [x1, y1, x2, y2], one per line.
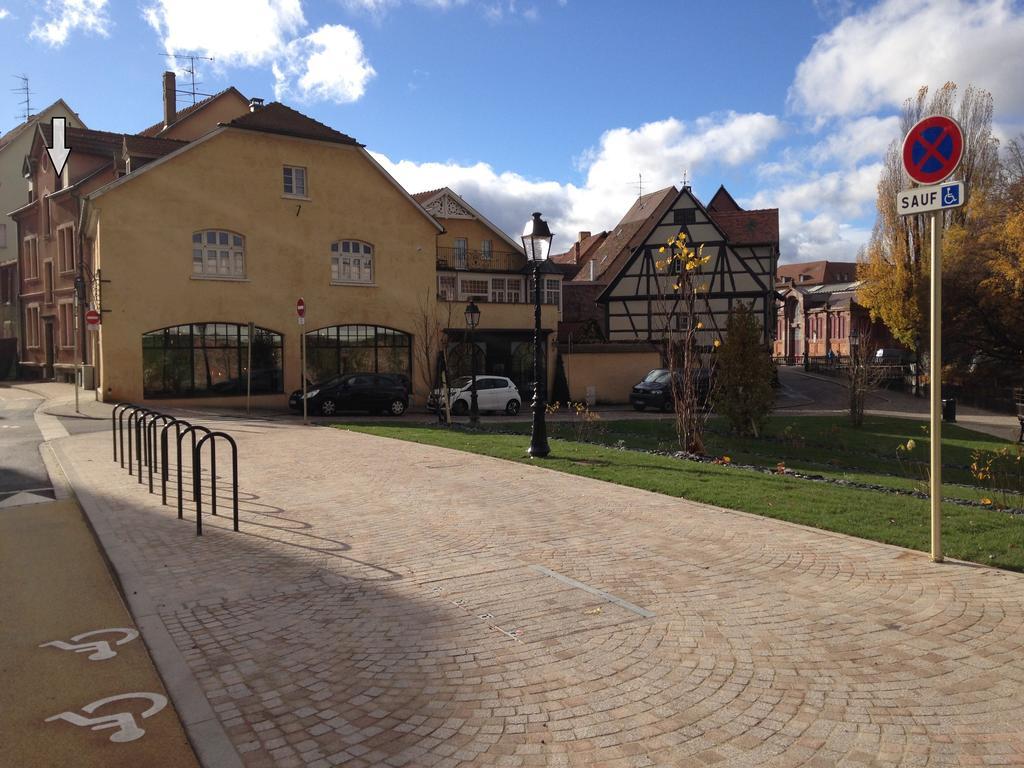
[57, 421, 1024, 768]
[0, 387, 55, 506]
[0, 499, 199, 768]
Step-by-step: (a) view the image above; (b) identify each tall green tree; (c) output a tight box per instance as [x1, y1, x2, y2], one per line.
[714, 303, 775, 437]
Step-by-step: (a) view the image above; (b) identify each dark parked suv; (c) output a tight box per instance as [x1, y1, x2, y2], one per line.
[629, 368, 711, 412]
[289, 373, 409, 416]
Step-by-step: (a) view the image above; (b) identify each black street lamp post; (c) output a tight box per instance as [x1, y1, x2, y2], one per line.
[522, 212, 552, 458]
[465, 300, 481, 427]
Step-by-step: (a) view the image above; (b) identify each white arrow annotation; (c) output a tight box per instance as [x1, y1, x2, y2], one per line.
[46, 117, 71, 177]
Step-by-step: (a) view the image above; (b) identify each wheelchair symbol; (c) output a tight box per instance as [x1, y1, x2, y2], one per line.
[942, 186, 959, 206]
[40, 627, 139, 661]
[45, 692, 167, 743]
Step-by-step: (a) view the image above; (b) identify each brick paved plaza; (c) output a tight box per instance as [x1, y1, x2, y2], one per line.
[57, 421, 1024, 767]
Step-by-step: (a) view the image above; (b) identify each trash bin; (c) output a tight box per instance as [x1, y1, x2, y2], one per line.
[942, 397, 957, 423]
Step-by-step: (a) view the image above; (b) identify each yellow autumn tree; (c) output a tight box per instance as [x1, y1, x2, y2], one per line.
[858, 83, 1000, 356]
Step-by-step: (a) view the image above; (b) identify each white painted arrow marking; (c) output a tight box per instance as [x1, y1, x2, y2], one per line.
[46, 117, 71, 177]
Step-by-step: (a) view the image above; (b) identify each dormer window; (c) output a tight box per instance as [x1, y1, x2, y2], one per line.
[283, 165, 307, 198]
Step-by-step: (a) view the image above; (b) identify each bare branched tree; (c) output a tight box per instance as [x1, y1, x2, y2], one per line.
[414, 291, 456, 422]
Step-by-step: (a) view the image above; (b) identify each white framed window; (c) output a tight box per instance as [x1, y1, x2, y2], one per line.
[459, 277, 488, 299]
[283, 165, 307, 197]
[25, 305, 40, 348]
[438, 275, 456, 300]
[544, 278, 561, 308]
[491, 277, 506, 303]
[58, 301, 75, 348]
[331, 240, 374, 284]
[505, 277, 522, 303]
[481, 239, 493, 260]
[57, 224, 75, 273]
[23, 236, 39, 280]
[192, 230, 246, 279]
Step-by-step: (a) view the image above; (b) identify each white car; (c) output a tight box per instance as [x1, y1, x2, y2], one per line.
[429, 375, 522, 416]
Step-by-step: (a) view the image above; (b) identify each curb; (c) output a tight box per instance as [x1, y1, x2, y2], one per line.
[49, 440, 244, 768]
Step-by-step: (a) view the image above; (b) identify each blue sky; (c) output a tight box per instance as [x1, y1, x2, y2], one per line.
[2, 0, 1022, 263]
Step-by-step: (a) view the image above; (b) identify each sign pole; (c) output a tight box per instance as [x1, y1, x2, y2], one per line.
[73, 293, 80, 414]
[246, 321, 254, 417]
[301, 328, 308, 425]
[930, 212, 943, 562]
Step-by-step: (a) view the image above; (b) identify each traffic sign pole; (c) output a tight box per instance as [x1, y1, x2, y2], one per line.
[297, 298, 308, 425]
[896, 114, 965, 565]
[930, 213, 943, 562]
[73, 293, 80, 415]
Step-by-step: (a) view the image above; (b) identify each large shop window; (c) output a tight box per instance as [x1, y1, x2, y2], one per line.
[192, 230, 246, 278]
[305, 324, 411, 384]
[142, 323, 283, 398]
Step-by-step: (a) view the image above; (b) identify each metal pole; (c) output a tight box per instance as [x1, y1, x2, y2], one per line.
[469, 323, 479, 427]
[930, 211, 943, 563]
[301, 322, 308, 425]
[246, 321, 254, 417]
[73, 293, 80, 414]
[528, 262, 550, 458]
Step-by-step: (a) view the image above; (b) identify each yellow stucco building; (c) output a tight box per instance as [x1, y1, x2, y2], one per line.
[83, 103, 558, 407]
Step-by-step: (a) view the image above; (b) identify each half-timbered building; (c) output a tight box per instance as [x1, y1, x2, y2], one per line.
[597, 185, 779, 348]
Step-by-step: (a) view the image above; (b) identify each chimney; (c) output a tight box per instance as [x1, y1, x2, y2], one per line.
[578, 231, 590, 243]
[249, 98, 265, 112]
[162, 71, 176, 128]
[588, 260, 596, 281]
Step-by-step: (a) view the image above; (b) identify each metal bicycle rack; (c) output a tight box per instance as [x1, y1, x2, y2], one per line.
[176, 425, 212, 521]
[193, 432, 239, 536]
[110, 406, 241, 537]
[158, 418, 190, 507]
[145, 414, 176, 494]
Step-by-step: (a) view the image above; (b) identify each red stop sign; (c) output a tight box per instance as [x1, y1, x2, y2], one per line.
[85, 309, 101, 326]
[296, 298, 306, 318]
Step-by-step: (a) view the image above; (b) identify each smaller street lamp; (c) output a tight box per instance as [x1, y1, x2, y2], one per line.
[465, 300, 481, 426]
[522, 212, 553, 458]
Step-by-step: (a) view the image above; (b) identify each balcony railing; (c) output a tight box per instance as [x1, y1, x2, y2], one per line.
[436, 246, 526, 273]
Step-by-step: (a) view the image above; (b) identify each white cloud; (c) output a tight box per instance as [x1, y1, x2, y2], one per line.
[809, 115, 900, 167]
[0, 9, 10, 21]
[144, 0, 305, 66]
[145, 1, 376, 105]
[341, 0, 467, 13]
[30, 0, 109, 46]
[274, 24, 376, 104]
[372, 111, 784, 247]
[791, 0, 1024, 118]
[747, 163, 882, 262]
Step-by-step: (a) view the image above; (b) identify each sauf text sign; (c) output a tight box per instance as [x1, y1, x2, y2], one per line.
[897, 180, 964, 216]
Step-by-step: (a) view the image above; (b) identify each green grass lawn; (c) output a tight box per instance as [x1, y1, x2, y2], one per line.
[478, 415, 1014, 501]
[336, 416, 1024, 572]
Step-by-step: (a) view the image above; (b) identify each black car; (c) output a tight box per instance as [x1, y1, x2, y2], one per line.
[629, 368, 711, 412]
[289, 372, 409, 416]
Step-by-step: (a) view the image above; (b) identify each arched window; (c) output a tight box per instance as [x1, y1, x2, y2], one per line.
[142, 323, 282, 397]
[330, 240, 373, 284]
[192, 230, 245, 278]
[305, 325, 410, 384]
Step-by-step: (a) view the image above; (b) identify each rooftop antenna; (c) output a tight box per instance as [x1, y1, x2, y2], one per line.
[159, 53, 215, 105]
[12, 74, 33, 122]
[627, 172, 645, 208]
[680, 169, 690, 189]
